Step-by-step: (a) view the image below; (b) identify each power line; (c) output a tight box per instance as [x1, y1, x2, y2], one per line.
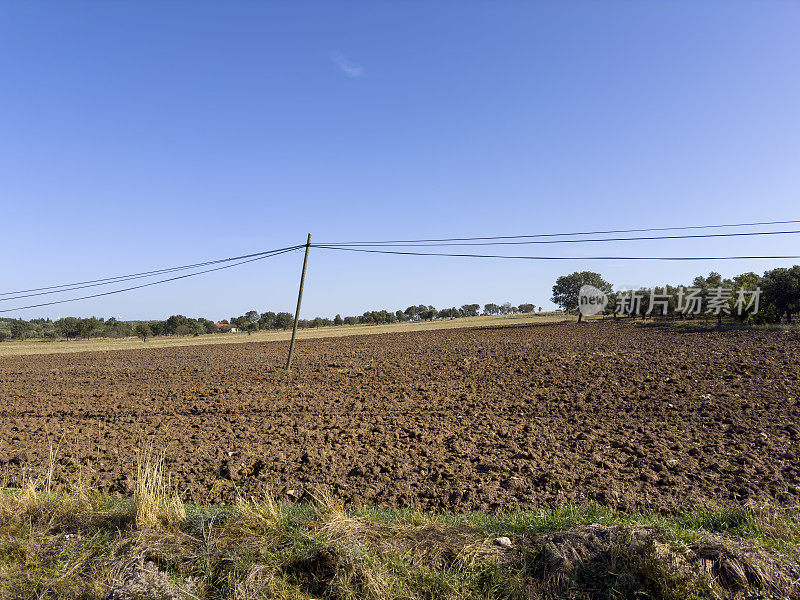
[6, 217, 800, 315]
[314, 244, 800, 261]
[314, 229, 800, 248]
[0, 247, 301, 298]
[0, 246, 302, 314]
[7, 219, 799, 300]
[317, 219, 800, 245]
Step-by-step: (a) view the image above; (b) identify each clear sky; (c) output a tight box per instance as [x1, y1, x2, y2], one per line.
[1, 1, 799, 321]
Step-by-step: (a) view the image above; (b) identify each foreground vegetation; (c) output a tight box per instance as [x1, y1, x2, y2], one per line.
[2, 453, 799, 600]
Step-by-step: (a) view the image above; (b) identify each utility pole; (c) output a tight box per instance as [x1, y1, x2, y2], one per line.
[286, 234, 311, 371]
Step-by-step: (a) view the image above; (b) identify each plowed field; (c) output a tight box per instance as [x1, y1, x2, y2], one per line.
[2, 322, 799, 512]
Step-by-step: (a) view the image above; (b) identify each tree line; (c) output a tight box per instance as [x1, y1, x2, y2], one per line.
[6, 263, 798, 342]
[0, 302, 545, 342]
[551, 265, 800, 324]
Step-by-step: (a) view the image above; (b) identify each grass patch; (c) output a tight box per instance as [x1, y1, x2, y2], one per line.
[1, 455, 797, 598]
[1, 479, 798, 599]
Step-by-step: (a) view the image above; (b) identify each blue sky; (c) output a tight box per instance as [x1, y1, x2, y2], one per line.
[1, 1, 799, 321]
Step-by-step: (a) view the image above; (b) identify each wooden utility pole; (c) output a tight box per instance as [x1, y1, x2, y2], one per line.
[286, 234, 311, 371]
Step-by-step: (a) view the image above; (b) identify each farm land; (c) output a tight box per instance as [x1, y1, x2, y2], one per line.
[2, 320, 799, 512]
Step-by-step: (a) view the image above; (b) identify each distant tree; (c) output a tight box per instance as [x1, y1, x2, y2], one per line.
[41, 322, 57, 339]
[460, 304, 480, 317]
[420, 306, 437, 321]
[404, 305, 422, 321]
[230, 315, 248, 329]
[483, 303, 500, 315]
[518, 303, 535, 313]
[551, 271, 612, 323]
[76, 317, 101, 340]
[687, 272, 734, 324]
[245, 310, 260, 324]
[274, 312, 294, 330]
[333, 314, 343, 326]
[10, 320, 29, 340]
[135, 323, 152, 342]
[259, 311, 276, 329]
[395, 310, 408, 322]
[762, 266, 800, 324]
[150, 321, 166, 336]
[198, 318, 218, 334]
[729, 272, 762, 322]
[55, 317, 80, 340]
[164, 315, 191, 335]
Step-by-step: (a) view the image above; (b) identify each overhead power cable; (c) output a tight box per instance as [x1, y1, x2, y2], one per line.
[0, 245, 302, 314]
[317, 219, 800, 245]
[314, 229, 800, 248]
[313, 245, 800, 261]
[0, 247, 300, 299]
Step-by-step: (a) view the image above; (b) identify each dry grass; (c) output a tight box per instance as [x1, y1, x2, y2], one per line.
[0, 312, 575, 357]
[134, 446, 186, 530]
[1, 455, 799, 599]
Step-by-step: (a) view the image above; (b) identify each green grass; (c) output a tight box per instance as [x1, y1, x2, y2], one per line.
[1, 483, 798, 600]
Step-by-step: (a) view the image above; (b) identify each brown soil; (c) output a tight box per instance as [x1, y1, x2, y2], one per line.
[1, 322, 799, 512]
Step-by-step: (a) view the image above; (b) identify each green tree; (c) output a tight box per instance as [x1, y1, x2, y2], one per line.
[551, 271, 612, 323]
[164, 315, 191, 335]
[274, 312, 294, 329]
[460, 304, 480, 317]
[76, 317, 101, 340]
[438, 307, 460, 319]
[333, 314, 343, 326]
[762, 266, 800, 324]
[420, 306, 436, 321]
[259, 312, 276, 329]
[197, 318, 218, 334]
[10, 320, 29, 340]
[135, 323, 152, 342]
[55, 317, 80, 340]
[729, 272, 762, 322]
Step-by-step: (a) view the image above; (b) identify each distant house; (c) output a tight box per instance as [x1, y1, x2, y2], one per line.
[215, 323, 238, 333]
